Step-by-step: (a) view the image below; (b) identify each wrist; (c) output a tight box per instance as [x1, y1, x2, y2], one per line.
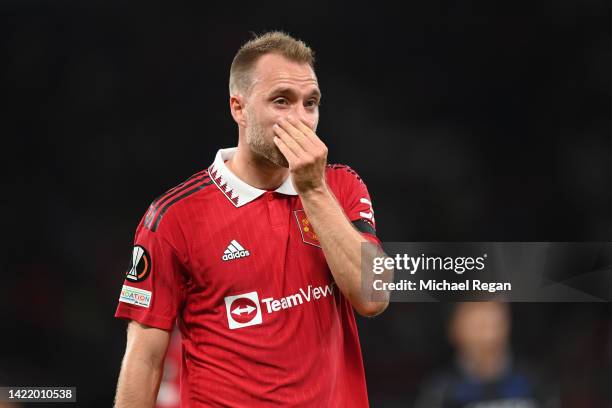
[298, 182, 331, 202]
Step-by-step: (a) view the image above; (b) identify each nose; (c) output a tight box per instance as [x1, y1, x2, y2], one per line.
[292, 105, 316, 130]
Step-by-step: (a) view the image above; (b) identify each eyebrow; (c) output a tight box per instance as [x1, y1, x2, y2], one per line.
[269, 87, 322, 99]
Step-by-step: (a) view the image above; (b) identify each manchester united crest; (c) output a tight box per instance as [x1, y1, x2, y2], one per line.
[294, 209, 321, 248]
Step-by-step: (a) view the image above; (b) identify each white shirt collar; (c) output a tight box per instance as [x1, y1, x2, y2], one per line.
[208, 147, 297, 207]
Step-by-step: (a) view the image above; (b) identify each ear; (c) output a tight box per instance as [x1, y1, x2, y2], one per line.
[229, 94, 247, 127]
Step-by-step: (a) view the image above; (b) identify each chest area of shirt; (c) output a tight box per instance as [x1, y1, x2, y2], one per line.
[186, 194, 331, 292]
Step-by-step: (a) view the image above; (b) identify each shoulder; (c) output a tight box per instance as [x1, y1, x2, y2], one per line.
[325, 163, 366, 186]
[142, 168, 214, 232]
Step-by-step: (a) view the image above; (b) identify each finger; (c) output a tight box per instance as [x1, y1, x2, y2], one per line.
[279, 117, 315, 150]
[285, 116, 328, 160]
[273, 123, 305, 158]
[273, 135, 298, 165]
[287, 116, 324, 148]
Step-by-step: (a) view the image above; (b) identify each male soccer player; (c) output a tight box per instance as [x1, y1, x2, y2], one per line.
[114, 31, 389, 407]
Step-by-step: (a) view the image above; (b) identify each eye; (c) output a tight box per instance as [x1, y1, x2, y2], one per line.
[305, 99, 320, 108]
[273, 98, 288, 105]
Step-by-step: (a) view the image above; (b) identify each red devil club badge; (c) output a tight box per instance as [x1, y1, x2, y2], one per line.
[294, 209, 321, 248]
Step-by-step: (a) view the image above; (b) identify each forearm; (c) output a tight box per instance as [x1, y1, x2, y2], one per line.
[271, 115, 390, 315]
[115, 350, 164, 408]
[115, 322, 169, 408]
[300, 185, 389, 316]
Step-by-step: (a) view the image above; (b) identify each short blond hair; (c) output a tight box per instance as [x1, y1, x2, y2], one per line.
[229, 31, 315, 95]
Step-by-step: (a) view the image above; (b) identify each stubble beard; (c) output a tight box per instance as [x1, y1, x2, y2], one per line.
[245, 110, 289, 168]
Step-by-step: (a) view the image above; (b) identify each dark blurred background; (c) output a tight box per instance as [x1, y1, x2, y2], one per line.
[2, 1, 612, 406]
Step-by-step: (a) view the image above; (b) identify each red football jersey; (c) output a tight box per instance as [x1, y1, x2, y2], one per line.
[115, 147, 379, 407]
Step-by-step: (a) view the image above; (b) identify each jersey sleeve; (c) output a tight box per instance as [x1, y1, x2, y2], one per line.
[329, 165, 380, 246]
[114, 210, 187, 331]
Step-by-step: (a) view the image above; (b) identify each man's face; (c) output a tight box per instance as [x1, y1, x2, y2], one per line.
[242, 53, 321, 168]
[451, 302, 510, 356]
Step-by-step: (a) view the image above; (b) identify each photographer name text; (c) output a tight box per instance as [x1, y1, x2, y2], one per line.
[373, 279, 511, 293]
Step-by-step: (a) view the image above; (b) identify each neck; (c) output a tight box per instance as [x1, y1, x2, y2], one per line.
[225, 140, 289, 191]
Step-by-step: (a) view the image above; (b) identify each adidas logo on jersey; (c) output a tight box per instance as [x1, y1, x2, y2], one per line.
[222, 240, 250, 261]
